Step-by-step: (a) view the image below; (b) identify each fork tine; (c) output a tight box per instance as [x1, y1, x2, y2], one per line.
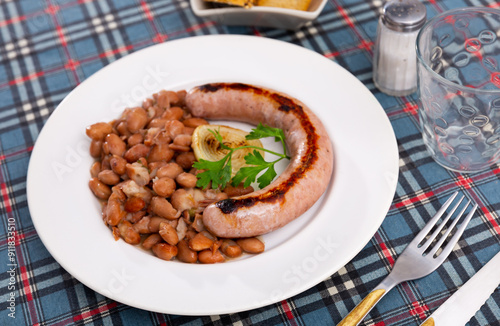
[419, 195, 464, 253]
[427, 199, 470, 256]
[430, 202, 478, 258]
[409, 191, 459, 246]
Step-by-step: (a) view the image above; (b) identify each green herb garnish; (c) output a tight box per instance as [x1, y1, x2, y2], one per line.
[193, 123, 290, 189]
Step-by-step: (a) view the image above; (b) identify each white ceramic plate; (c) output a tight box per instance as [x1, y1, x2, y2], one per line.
[27, 35, 398, 316]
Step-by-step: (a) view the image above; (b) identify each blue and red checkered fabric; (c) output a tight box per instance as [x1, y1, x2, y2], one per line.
[1, 0, 500, 325]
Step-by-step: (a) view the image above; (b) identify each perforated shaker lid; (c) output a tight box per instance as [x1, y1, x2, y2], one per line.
[382, 0, 427, 32]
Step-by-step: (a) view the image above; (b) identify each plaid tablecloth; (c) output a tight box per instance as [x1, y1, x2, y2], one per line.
[2, 0, 500, 325]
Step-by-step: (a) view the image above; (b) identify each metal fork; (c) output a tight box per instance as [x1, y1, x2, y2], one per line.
[338, 191, 478, 326]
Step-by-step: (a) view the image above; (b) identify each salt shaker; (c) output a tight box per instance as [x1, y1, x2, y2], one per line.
[373, 0, 427, 96]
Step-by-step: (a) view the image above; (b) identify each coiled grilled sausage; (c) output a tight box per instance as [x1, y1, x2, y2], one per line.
[185, 83, 334, 238]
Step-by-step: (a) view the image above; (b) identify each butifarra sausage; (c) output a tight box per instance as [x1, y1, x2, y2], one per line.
[185, 83, 334, 238]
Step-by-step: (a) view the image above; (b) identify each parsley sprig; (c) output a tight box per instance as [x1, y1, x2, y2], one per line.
[193, 123, 290, 190]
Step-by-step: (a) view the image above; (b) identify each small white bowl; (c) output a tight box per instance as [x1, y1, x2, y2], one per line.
[190, 0, 327, 30]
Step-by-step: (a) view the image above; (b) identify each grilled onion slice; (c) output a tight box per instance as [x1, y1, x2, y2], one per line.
[191, 125, 264, 176]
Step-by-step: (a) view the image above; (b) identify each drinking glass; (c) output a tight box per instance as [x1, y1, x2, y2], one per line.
[416, 7, 500, 173]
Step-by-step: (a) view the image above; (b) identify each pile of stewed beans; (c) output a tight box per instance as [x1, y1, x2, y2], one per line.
[87, 89, 264, 263]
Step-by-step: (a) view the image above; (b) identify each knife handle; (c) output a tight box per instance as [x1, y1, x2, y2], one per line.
[420, 317, 435, 326]
[337, 289, 386, 326]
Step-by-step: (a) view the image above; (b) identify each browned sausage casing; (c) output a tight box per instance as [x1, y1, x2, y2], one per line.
[185, 83, 334, 238]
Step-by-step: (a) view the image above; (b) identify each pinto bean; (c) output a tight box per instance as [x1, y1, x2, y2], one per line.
[144, 127, 160, 143]
[170, 188, 196, 212]
[176, 152, 196, 169]
[124, 196, 146, 212]
[128, 210, 146, 223]
[173, 134, 192, 147]
[120, 179, 153, 204]
[165, 120, 185, 139]
[126, 162, 150, 187]
[89, 140, 102, 158]
[220, 239, 242, 258]
[146, 106, 158, 120]
[159, 222, 179, 246]
[105, 133, 126, 156]
[150, 197, 178, 220]
[110, 155, 127, 175]
[162, 106, 184, 120]
[127, 107, 148, 133]
[152, 243, 178, 261]
[148, 118, 167, 129]
[148, 144, 174, 163]
[127, 133, 144, 147]
[138, 156, 148, 167]
[89, 177, 111, 199]
[118, 220, 141, 245]
[153, 130, 171, 145]
[176, 172, 197, 188]
[183, 117, 208, 128]
[101, 154, 111, 170]
[142, 234, 162, 250]
[169, 144, 191, 152]
[98, 170, 120, 185]
[176, 239, 197, 263]
[175, 90, 186, 105]
[148, 216, 171, 233]
[191, 213, 205, 232]
[99, 168, 117, 184]
[86, 122, 112, 141]
[133, 215, 151, 234]
[188, 232, 214, 251]
[198, 249, 225, 264]
[157, 163, 183, 179]
[115, 121, 131, 137]
[201, 230, 216, 241]
[176, 218, 188, 241]
[157, 90, 171, 110]
[111, 186, 127, 201]
[90, 161, 101, 178]
[148, 161, 166, 179]
[153, 177, 176, 197]
[166, 91, 179, 105]
[105, 196, 126, 226]
[124, 144, 150, 163]
[183, 127, 195, 136]
[111, 226, 120, 240]
[223, 183, 254, 197]
[142, 98, 154, 110]
[102, 141, 110, 155]
[136, 157, 148, 169]
[184, 229, 197, 241]
[236, 238, 265, 254]
[143, 130, 157, 147]
[215, 192, 229, 201]
[149, 161, 166, 172]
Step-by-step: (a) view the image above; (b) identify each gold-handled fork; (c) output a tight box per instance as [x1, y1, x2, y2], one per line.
[338, 191, 478, 326]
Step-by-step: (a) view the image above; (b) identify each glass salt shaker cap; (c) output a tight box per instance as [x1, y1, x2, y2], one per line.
[382, 0, 427, 32]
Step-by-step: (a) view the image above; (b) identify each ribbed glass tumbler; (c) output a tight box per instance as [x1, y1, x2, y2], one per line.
[416, 7, 500, 173]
